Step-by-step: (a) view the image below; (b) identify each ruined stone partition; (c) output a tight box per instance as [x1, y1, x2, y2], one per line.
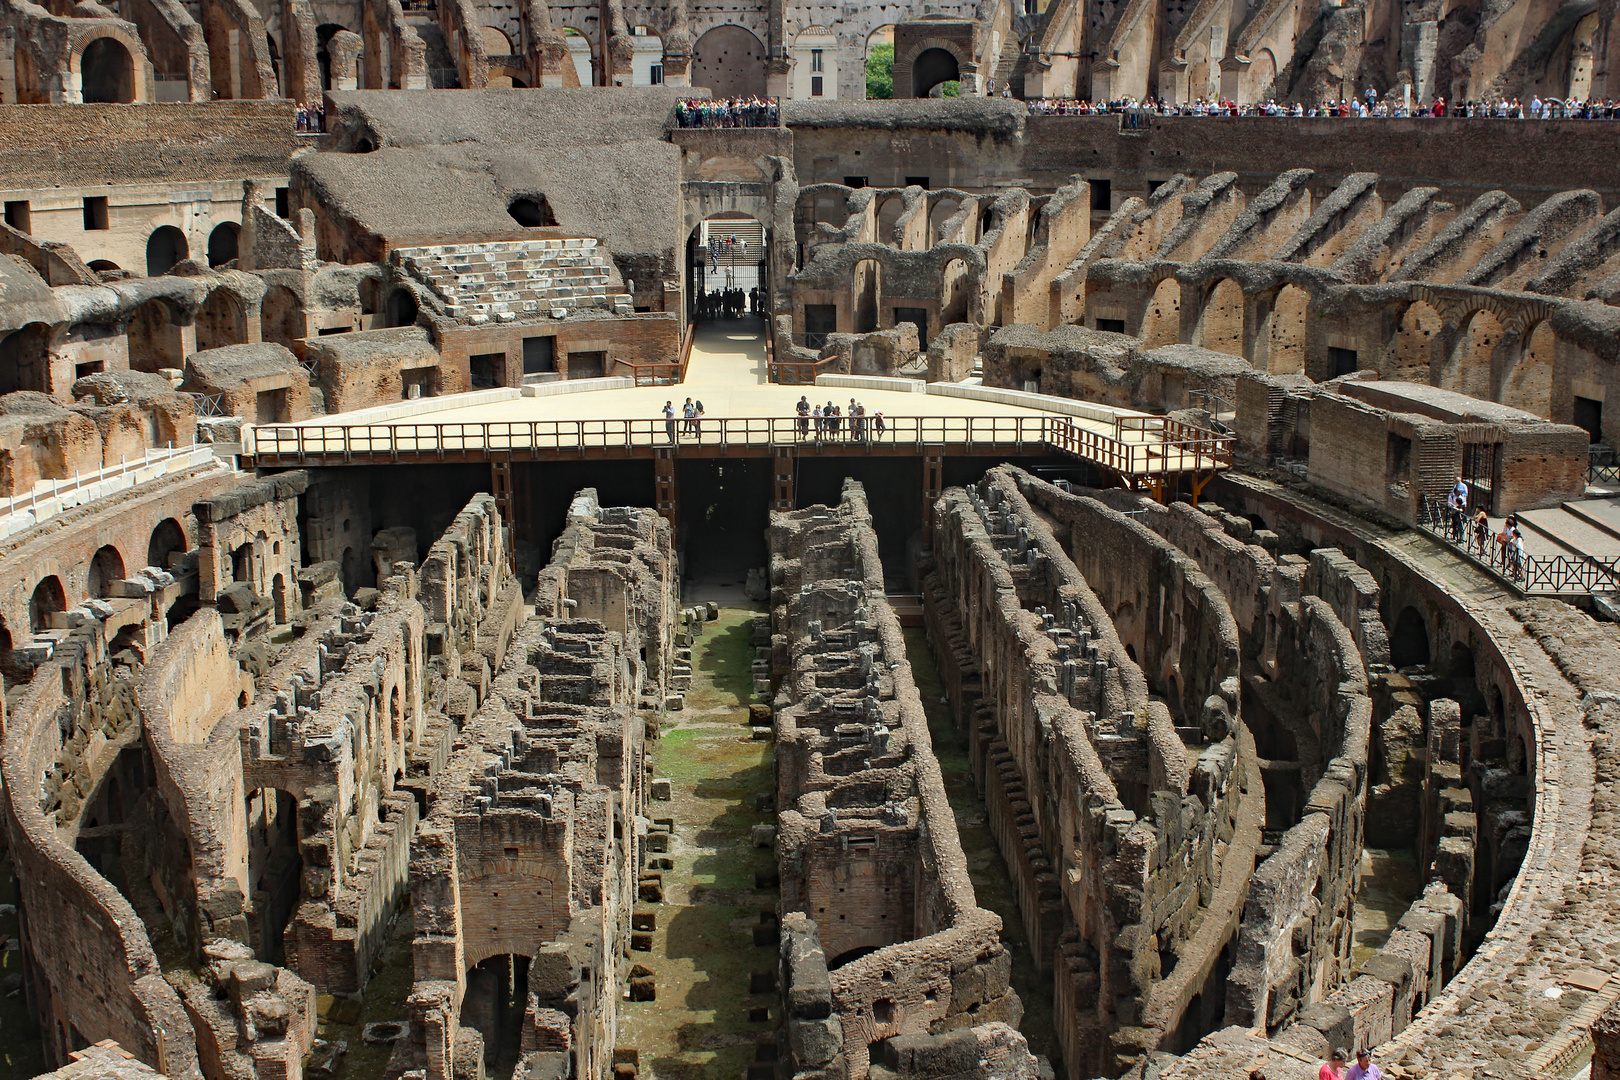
[403, 491, 676, 1080]
[769, 478, 1039, 1080]
[923, 466, 1253, 1077]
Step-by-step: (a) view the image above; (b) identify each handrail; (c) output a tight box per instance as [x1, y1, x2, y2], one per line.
[611, 324, 698, 387]
[248, 414, 1237, 479]
[0, 442, 204, 518]
[1415, 494, 1620, 596]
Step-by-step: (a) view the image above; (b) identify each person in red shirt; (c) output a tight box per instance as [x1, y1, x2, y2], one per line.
[1320, 1049, 1348, 1080]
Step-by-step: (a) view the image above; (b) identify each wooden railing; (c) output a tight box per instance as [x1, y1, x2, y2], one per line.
[769, 355, 839, 385]
[613, 324, 697, 387]
[250, 413, 1237, 479]
[1044, 414, 1234, 475]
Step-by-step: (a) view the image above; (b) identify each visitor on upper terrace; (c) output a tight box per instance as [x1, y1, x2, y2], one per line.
[296, 100, 327, 132]
[1024, 96, 1620, 118]
[675, 96, 780, 128]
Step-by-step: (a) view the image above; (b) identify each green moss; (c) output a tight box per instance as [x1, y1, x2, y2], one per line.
[620, 606, 777, 1080]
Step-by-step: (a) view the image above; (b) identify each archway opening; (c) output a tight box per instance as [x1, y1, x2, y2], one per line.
[1139, 277, 1181, 348]
[30, 576, 66, 633]
[385, 288, 419, 328]
[81, 38, 137, 103]
[1502, 320, 1555, 417]
[792, 27, 838, 99]
[88, 545, 126, 599]
[927, 196, 962, 246]
[1443, 309, 1500, 400]
[88, 260, 121, 275]
[316, 23, 346, 89]
[911, 47, 959, 98]
[852, 258, 880, 333]
[207, 222, 241, 268]
[466, 954, 531, 1074]
[1390, 301, 1440, 382]
[940, 258, 970, 325]
[479, 25, 513, 55]
[875, 194, 904, 245]
[148, 518, 186, 569]
[127, 299, 184, 374]
[197, 289, 246, 351]
[248, 787, 302, 965]
[146, 226, 189, 277]
[261, 285, 304, 349]
[233, 542, 255, 587]
[0, 324, 51, 394]
[1265, 285, 1309, 374]
[1198, 278, 1244, 358]
[1390, 606, 1430, 669]
[690, 215, 767, 326]
[508, 195, 557, 228]
[562, 29, 593, 87]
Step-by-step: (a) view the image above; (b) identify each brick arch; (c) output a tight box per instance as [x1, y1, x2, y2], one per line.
[69, 28, 150, 103]
[893, 36, 967, 98]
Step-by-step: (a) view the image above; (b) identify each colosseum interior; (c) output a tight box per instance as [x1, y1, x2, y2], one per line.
[5, 5, 1620, 1080]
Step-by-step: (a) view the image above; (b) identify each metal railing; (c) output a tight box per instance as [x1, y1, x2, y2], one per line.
[189, 392, 228, 418]
[770, 356, 839, 385]
[1416, 495, 1620, 595]
[1589, 446, 1619, 485]
[673, 97, 782, 129]
[249, 412, 1237, 478]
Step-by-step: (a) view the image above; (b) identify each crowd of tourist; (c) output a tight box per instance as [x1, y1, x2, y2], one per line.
[674, 97, 781, 128]
[1440, 477, 1528, 581]
[1026, 91, 1620, 119]
[295, 101, 328, 132]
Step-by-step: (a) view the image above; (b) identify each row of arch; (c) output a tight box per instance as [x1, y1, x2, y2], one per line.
[1122, 276, 1563, 418]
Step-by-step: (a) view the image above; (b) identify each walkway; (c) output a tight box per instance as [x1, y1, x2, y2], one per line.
[618, 604, 777, 1080]
[249, 318, 1233, 484]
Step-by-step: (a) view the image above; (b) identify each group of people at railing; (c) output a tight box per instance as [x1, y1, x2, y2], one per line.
[1431, 481, 1527, 582]
[674, 97, 780, 128]
[794, 395, 885, 441]
[1027, 92, 1620, 119]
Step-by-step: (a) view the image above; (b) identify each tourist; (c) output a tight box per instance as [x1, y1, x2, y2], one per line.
[1321, 1049, 1348, 1080]
[1347, 1048, 1381, 1080]
[693, 400, 705, 438]
[663, 400, 676, 443]
[812, 403, 824, 439]
[1495, 514, 1517, 570]
[682, 397, 696, 436]
[796, 395, 810, 439]
[1447, 476, 1468, 543]
[873, 411, 886, 439]
[1510, 526, 1526, 580]
[1473, 508, 1490, 558]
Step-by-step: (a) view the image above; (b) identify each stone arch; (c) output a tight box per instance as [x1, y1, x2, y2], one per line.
[29, 576, 66, 633]
[1568, 12, 1599, 101]
[247, 786, 301, 964]
[1197, 278, 1244, 357]
[87, 545, 126, 599]
[629, 27, 664, 87]
[128, 298, 185, 372]
[1390, 605, 1430, 669]
[486, 67, 528, 88]
[852, 258, 881, 333]
[0, 323, 52, 394]
[911, 46, 959, 97]
[148, 518, 187, 568]
[562, 28, 594, 87]
[1185, 41, 1210, 103]
[1388, 301, 1440, 382]
[793, 25, 838, 98]
[316, 24, 347, 89]
[1139, 276, 1181, 348]
[1243, 47, 1277, 102]
[207, 222, 241, 268]
[508, 195, 557, 227]
[88, 260, 121, 274]
[1442, 308, 1500, 400]
[197, 289, 247, 351]
[80, 37, 138, 103]
[940, 257, 971, 325]
[385, 287, 419, 328]
[1500, 320, 1555, 417]
[261, 285, 304, 349]
[479, 26, 513, 54]
[875, 194, 905, 244]
[1262, 284, 1309, 374]
[928, 197, 961, 246]
[691, 25, 766, 97]
[146, 226, 189, 276]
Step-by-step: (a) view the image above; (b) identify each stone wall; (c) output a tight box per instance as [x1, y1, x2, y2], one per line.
[771, 478, 1037, 1080]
